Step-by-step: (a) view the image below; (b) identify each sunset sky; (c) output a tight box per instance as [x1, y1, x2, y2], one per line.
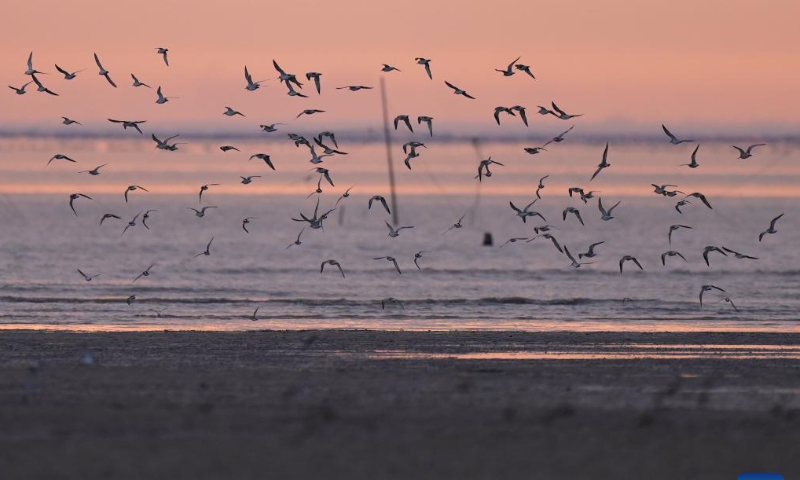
[1, 0, 799, 135]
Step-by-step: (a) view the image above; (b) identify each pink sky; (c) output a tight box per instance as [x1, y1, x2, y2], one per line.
[1, 0, 799, 133]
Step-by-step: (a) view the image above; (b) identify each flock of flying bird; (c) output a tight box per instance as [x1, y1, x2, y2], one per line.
[10, 51, 785, 316]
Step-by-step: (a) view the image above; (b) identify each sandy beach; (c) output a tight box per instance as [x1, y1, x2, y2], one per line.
[1, 329, 798, 479]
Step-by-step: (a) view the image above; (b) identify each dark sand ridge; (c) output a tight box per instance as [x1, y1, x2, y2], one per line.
[1, 330, 799, 479]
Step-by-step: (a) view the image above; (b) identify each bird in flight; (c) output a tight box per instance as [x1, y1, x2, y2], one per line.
[578, 242, 604, 260]
[306, 72, 322, 94]
[9, 81, 32, 95]
[564, 246, 594, 269]
[286, 228, 305, 249]
[320, 260, 346, 278]
[413, 251, 428, 270]
[61, 117, 82, 126]
[381, 298, 405, 310]
[386, 221, 414, 238]
[619, 255, 643, 273]
[249, 154, 275, 170]
[598, 198, 621, 221]
[368, 195, 391, 214]
[142, 210, 157, 230]
[124, 185, 148, 203]
[668, 225, 693, 245]
[133, 264, 156, 282]
[721, 247, 758, 260]
[31, 74, 58, 96]
[681, 145, 700, 168]
[381, 64, 401, 73]
[549, 102, 583, 120]
[155, 86, 177, 104]
[194, 237, 214, 258]
[662, 125, 695, 145]
[198, 183, 220, 203]
[99, 213, 121, 226]
[563, 207, 584, 226]
[699, 285, 726, 307]
[131, 73, 150, 88]
[78, 163, 108, 176]
[515, 63, 535, 79]
[69, 193, 91, 216]
[476, 157, 504, 182]
[661, 251, 687, 266]
[495, 56, 520, 76]
[243, 65, 267, 91]
[77, 269, 101, 282]
[444, 81, 476, 99]
[109, 119, 146, 134]
[684, 192, 712, 209]
[733, 144, 766, 160]
[242, 217, 256, 233]
[590, 143, 610, 181]
[415, 57, 433, 79]
[55, 64, 85, 80]
[189, 206, 217, 218]
[223, 107, 245, 117]
[758, 213, 784, 242]
[374, 256, 402, 274]
[94, 53, 117, 87]
[509, 200, 545, 223]
[702, 246, 728, 267]
[155, 47, 169, 66]
[394, 115, 413, 133]
[24, 52, 45, 76]
[418, 116, 434, 136]
[240, 175, 260, 185]
[443, 214, 468, 234]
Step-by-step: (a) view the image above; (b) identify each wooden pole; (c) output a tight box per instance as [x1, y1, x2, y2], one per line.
[379, 77, 399, 225]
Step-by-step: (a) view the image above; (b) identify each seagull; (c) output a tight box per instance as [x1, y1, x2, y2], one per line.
[61, 117, 82, 126]
[495, 56, 520, 76]
[152, 133, 180, 150]
[415, 57, 433, 79]
[335, 186, 355, 207]
[131, 73, 150, 88]
[220, 145, 240, 152]
[99, 213, 121, 226]
[78, 163, 107, 176]
[259, 124, 283, 133]
[155, 86, 177, 104]
[381, 64, 401, 73]
[126, 295, 136, 306]
[108, 119, 146, 134]
[563, 207, 584, 226]
[564, 246, 594, 268]
[242, 217, 257, 233]
[198, 183, 220, 203]
[317, 131, 339, 148]
[413, 251, 428, 269]
[719, 296, 739, 312]
[243, 66, 266, 91]
[337, 85, 372, 91]
[418, 116, 434, 136]
[511, 106, 529, 126]
[320, 260, 346, 278]
[403, 151, 420, 170]
[524, 146, 547, 155]
[381, 297, 405, 310]
[685, 192, 712, 209]
[55, 64, 85, 80]
[94, 53, 117, 87]
[31, 74, 58, 96]
[308, 145, 333, 165]
[250, 307, 260, 321]
[598, 198, 621, 221]
[286, 228, 305, 249]
[284, 82, 308, 98]
[619, 255, 643, 273]
[499, 238, 529, 248]
[537, 106, 554, 116]
[374, 256, 402, 274]
[476, 157, 504, 182]
[77, 269, 101, 282]
[444, 81, 475, 99]
[675, 199, 692, 214]
[578, 241, 604, 259]
[47, 154, 76, 166]
[661, 250, 687, 266]
[668, 225, 693, 245]
[9, 81, 32, 95]
[544, 125, 575, 146]
[142, 209, 157, 230]
[681, 145, 700, 168]
[291, 198, 335, 230]
[386, 221, 414, 238]
[273, 60, 303, 89]
[305, 72, 322, 94]
[240, 175, 261, 185]
[733, 144, 766, 160]
[702, 246, 728, 266]
[223, 107, 245, 117]
[509, 200, 545, 223]
[155, 47, 169, 66]
[312, 167, 335, 186]
[759, 214, 784, 242]
[569, 188, 598, 204]
[124, 185, 148, 203]
[550, 102, 583, 120]
[297, 109, 325, 119]
[69, 193, 91, 216]
[121, 212, 142, 235]
[494, 107, 516, 125]
[527, 234, 563, 253]
[314, 138, 347, 155]
[194, 237, 214, 258]
[699, 285, 726, 307]
[249, 154, 275, 170]
[443, 214, 467, 234]
[368, 195, 391, 214]
[652, 184, 680, 196]
[662, 125, 694, 145]
[721, 247, 758, 260]
[133, 264, 155, 282]
[590, 143, 610, 181]
[24, 52, 45, 76]
[533, 224, 560, 235]
[536, 175, 549, 199]
[394, 115, 413, 132]
[515, 64, 535, 79]
[288, 133, 311, 148]
[189, 206, 217, 218]
[403, 142, 426, 157]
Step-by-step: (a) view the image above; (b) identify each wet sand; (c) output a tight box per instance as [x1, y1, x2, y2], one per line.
[1, 330, 799, 479]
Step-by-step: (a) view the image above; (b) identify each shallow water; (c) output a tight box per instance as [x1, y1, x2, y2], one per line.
[0, 138, 798, 331]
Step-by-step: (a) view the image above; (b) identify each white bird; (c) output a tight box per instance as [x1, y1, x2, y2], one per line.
[194, 237, 214, 258]
[549, 102, 583, 120]
[259, 124, 283, 133]
[386, 221, 414, 238]
[598, 198, 621, 221]
[121, 211, 142, 235]
[24, 52, 45, 76]
[759, 213, 784, 242]
[417, 116, 434, 136]
[509, 200, 545, 223]
[368, 195, 391, 214]
[223, 107, 245, 117]
[662, 124, 694, 145]
[564, 246, 594, 268]
[680, 145, 700, 168]
[374, 256, 402, 274]
[55, 64, 85, 80]
[155, 86, 177, 104]
[131, 73, 150, 88]
[733, 143, 766, 160]
[320, 260, 346, 278]
[444, 80, 475, 99]
[152, 133, 181, 150]
[77, 269, 101, 282]
[61, 117, 82, 126]
[78, 163, 107, 176]
[273, 59, 303, 89]
[578, 241, 604, 259]
[189, 206, 217, 218]
[590, 143, 610, 181]
[381, 64, 401, 73]
[443, 213, 467, 234]
[619, 256, 643, 273]
[108, 119, 146, 134]
[94, 53, 117, 87]
[155, 47, 170, 66]
[31, 74, 58, 96]
[415, 57, 433, 79]
[244, 66, 266, 91]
